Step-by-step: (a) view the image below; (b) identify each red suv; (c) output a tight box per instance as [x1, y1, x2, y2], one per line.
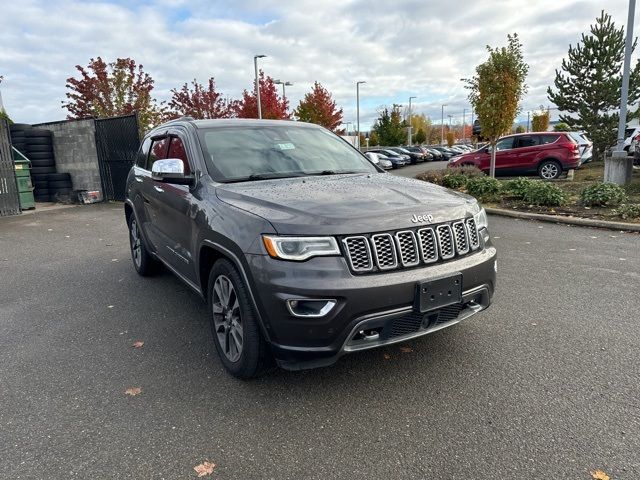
[448, 132, 581, 179]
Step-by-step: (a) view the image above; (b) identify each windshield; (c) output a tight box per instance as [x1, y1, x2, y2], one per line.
[197, 124, 377, 182]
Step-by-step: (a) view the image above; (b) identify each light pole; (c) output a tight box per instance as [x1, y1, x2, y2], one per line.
[448, 114, 453, 144]
[462, 108, 466, 144]
[407, 96, 416, 146]
[356, 81, 366, 149]
[343, 122, 352, 136]
[441, 104, 447, 145]
[253, 54, 266, 119]
[274, 79, 293, 113]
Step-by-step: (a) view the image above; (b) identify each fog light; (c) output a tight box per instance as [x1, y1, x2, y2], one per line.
[286, 299, 336, 318]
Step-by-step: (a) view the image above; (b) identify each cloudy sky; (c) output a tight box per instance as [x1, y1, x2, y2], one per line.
[0, 0, 634, 130]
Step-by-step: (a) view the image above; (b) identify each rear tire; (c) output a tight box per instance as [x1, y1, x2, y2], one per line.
[208, 259, 271, 379]
[538, 160, 562, 180]
[128, 215, 159, 276]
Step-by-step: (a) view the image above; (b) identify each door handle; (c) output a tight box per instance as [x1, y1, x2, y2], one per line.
[154, 185, 164, 193]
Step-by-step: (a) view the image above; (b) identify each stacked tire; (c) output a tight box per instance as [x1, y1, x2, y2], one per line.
[47, 173, 73, 201]
[25, 129, 57, 202]
[8, 124, 72, 202]
[9, 123, 30, 156]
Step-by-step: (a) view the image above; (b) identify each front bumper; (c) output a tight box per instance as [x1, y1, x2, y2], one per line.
[245, 235, 497, 370]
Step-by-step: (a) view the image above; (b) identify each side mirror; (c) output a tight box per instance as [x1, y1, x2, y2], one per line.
[365, 152, 380, 164]
[151, 158, 194, 185]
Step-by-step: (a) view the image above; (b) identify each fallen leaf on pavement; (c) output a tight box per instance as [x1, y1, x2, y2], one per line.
[194, 461, 216, 477]
[124, 387, 142, 396]
[590, 470, 610, 480]
[383, 353, 391, 360]
[400, 346, 413, 353]
[132, 341, 144, 348]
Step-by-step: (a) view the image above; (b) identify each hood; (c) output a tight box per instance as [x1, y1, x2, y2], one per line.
[216, 173, 478, 235]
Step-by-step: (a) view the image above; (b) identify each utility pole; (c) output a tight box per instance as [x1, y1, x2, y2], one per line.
[407, 96, 416, 146]
[441, 104, 447, 145]
[527, 111, 530, 132]
[606, 0, 636, 184]
[462, 108, 466, 144]
[253, 55, 266, 119]
[356, 81, 366, 150]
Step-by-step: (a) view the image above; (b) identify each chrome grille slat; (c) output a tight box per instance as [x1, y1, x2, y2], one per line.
[417, 227, 438, 264]
[370, 233, 398, 270]
[452, 221, 469, 255]
[342, 218, 477, 274]
[395, 230, 420, 267]
[342, 236, 373, 272]
[466, 218, 479, 250]
[435, 224, 455, 260]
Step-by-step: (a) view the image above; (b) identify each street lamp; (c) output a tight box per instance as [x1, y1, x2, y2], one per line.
[274, 79, 293, 103]
[462, 108, 466, 144]
[407, 96, 416, 146]
[253, 54, 266, 119]
[441, 104, 447, 145]
[356, 81, 366, 149]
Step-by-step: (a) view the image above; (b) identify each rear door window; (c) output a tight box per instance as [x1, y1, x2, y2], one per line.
[137, 137, 152, 168]
[515, 136, 540, 148]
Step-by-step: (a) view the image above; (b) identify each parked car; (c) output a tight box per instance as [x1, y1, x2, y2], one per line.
[365, 151, 392, 170]
[425, 147, 444, 161]
[368, 149, 409, 168]
[430, 146, 456, 160]
[567, 132, 593, 165]
[403, 146, 434, 161]
[125, 118, 496, 378]
[448, 132, 581, 179]
[388, 146, 425, 164]
[624, 126, 640, 153]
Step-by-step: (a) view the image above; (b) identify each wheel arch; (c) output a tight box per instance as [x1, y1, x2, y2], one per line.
[198, 239, 272, 343]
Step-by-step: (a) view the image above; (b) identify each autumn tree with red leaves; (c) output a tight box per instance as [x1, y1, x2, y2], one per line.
[294, 82, 343, 131]
[166, 77, 234, 120]
[234, 70, 289, 119]
[62, 57, 163, 133]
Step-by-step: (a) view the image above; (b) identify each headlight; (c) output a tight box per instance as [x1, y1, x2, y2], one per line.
[262, 235, 340, 261]
[473, 207, 489, 230]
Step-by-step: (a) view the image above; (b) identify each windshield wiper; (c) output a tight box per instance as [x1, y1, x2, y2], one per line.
[309, 170, 361, 176]
[224, 172, 305, 183]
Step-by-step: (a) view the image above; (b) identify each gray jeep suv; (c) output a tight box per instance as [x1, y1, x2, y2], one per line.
[124, 118, 496, 378]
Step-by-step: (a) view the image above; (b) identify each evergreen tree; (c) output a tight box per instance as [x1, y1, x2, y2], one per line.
[547, 11, 640, 160]
[372, 105, 405, 146]
[414, 128, 427, 144]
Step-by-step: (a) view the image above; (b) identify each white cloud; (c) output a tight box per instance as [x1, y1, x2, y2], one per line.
[0, 0, 633, 129]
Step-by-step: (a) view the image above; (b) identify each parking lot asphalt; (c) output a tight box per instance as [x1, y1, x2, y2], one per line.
[1, 202, 639, 479]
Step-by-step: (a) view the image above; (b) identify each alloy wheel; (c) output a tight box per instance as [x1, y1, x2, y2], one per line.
[130, 219, 142, 268]
[540, 163, 559, 179]
[212, 275, 243, 362]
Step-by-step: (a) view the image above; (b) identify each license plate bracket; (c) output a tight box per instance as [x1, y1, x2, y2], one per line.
[415, 274, 462, 313]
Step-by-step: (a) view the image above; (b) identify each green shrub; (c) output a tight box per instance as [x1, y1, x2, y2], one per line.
[504, 177, 537, 198]
[465, 176, 502, 202]
[520, 181, 567, 206]
[416, 169, 446, 185]
[442, 173, 468, 189]
[580, 183, 627, 206]
[613, 203, 640, 220]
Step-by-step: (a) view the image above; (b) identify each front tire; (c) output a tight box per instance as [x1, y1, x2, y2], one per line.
[538, 160, 562, 180]
[128, 216, 159, 276]
[208, 259, 271, 379]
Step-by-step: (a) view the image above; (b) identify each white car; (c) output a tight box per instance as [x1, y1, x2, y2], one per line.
[364, 151, 392, 170]
[567, 132, 593, 165]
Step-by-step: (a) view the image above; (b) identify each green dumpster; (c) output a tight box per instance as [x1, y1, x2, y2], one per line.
[13, 147, 35, 210]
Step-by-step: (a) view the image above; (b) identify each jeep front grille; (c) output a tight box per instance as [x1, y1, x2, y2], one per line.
[342, 218, 480, 274]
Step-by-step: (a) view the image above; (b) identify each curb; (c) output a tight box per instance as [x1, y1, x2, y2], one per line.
[484, 207, 640, 232]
